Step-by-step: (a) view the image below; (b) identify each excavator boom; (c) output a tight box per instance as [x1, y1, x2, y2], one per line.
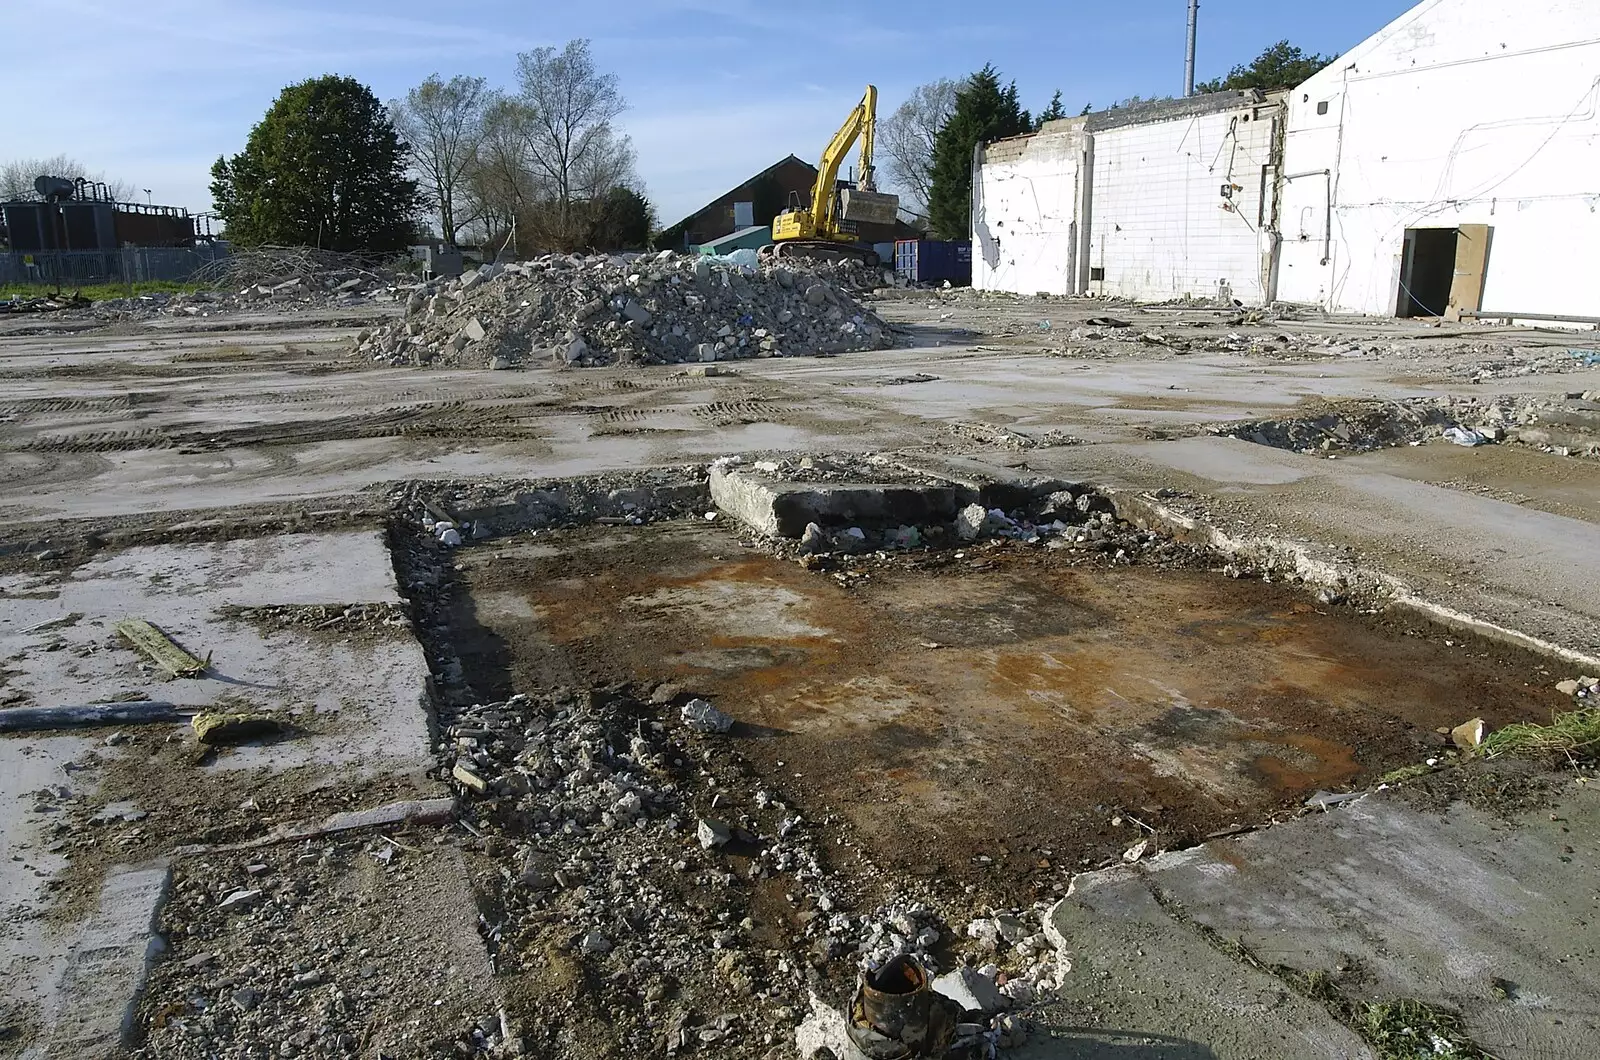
[771, 85, 899, 257]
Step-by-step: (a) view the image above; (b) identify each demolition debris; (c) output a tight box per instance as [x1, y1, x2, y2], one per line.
[355, 252, 894, 369]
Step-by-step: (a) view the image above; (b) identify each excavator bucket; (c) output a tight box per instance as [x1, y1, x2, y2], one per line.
[840, 189, 900, 226]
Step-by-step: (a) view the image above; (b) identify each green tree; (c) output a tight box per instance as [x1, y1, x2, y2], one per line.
[1196, 40, 1334, 93]
[927, 65, 1032, 240]
[211, 75, 419, 252]
[1035, 90, 1066, 130]
[583, 186, 655, 250]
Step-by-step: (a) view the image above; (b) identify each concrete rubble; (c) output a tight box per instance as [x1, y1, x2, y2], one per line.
[1222, 392, 1600, 458]
[354, 252, 893, 369]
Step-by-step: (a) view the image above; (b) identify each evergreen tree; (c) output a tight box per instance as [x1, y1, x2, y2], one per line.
[211, 76, 420, 252]
[583, 187, 655, 250]
[1036, 90, 1067, 130]
[927, 65, 1032, 241]
[1196, 41, 1334, 93]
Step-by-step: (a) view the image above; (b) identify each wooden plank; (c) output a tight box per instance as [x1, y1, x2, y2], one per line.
[1446, 223, 1494, 322]
[114, 618, 207, 677]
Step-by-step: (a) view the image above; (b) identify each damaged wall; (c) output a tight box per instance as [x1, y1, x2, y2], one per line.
[972, 93, 1284, 304]
[972, 119, 1087, 296]
[1276, 0, 1600, 319]
[1087, 96, 1282, 303]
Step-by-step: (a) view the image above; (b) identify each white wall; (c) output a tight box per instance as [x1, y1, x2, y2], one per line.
[1277, 0, 1600, 316]
[973, 122, 1083, 295]
[1089, 104, 1280, 303]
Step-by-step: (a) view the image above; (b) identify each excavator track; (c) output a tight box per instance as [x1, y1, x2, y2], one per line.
[766, 240, 881, 267]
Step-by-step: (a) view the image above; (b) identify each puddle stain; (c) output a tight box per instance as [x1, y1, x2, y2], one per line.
[456, 527, 1557, 863]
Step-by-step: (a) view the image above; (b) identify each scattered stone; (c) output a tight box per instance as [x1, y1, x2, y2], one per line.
[1452, 717, 1487, 751]
[698, 817, 733, 849]
[217, 888, 262, 911]
[956, 503, 988, 541]
[932, 966, 1006, 1015]
[452, 762, 489, 794]
[681, 698, 735, 734]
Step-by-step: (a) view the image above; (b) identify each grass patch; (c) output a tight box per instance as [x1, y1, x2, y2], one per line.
[1378, 763, 1438, 785]
[1358, 998, 1489, 1059]
[1, 280, 206, 302]
[1479, 709, 1600, 763]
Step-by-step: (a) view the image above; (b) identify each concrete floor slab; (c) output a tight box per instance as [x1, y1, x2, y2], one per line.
[1045, 866, 1376, 1059]
[1056, 784, 1600, 1059]
[0, 532, 430, 774]
[1134, 787, 1600, 1058]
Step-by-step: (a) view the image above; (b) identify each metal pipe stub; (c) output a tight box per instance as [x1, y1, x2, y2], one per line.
[846, 955, 960, 1058]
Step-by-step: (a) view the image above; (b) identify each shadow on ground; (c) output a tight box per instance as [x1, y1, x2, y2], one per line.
[1022, 1028, 1217, 1058]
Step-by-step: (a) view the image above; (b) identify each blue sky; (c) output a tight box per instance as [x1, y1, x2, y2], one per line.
[4, 0, 1418, 226]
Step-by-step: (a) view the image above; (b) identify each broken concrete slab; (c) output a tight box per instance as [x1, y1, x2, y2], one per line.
[1047, 864, 1377, 1059]
[38, 860, 172, 1055]
[0, 532, 434, 777]
[1125, 787, 1600, 1058]
[709, 464, 963, 538]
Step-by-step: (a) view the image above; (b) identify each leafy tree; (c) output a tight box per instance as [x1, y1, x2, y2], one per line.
[879, 78, 962, 220]
[1036, 90, 1067, 130]
[1197, 40, 1334, 93]
[583, 186, 655, 250]
[927, 65, 1032, 240]
[390, 74, 488, 245]
[211, 75, 419, 251]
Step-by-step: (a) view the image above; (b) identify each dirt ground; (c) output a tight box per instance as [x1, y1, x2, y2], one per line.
[425, 521, 1566, 888]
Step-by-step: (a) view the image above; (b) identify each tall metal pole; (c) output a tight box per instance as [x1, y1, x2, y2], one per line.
[1184, 0, 1199, 97]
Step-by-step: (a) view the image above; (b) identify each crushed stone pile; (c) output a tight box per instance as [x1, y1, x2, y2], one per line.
[356, 251, 895, 370]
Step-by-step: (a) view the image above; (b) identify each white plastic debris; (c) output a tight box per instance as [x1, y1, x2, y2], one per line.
[1443, 426, 1490, 447]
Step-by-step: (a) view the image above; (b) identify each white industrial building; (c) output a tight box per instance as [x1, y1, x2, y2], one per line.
[1277, 0, 1600, 320]
[973, 91, 1284, 303]
[974, 0, 1600, 321]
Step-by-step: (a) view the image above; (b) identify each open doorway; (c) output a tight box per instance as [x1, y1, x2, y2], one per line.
[1397, 227, 1458, 317]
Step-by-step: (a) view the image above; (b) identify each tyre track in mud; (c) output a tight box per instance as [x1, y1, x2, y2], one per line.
[4, 400, 558, 454]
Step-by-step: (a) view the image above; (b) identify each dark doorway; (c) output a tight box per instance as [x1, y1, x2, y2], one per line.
[1397, 227, 1459, 317]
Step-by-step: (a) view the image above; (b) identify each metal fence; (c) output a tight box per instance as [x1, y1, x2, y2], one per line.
[0, 245, 230, 286]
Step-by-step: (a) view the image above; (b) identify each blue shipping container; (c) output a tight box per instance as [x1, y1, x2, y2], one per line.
[894, 240, 972, 286]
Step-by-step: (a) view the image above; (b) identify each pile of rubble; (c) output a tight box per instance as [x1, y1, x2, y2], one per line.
[1220, 393, 1600, 458]
[433, 688, 1077, 1058]
[440, 687, 837, 1055]
[354, 252, 894, 370]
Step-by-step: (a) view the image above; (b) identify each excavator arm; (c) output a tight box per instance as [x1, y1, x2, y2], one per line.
[810, 86, 879, 235]
[772, 85, 900, 255]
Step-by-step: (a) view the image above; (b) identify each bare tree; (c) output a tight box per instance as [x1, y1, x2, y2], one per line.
[460, 94, 547, 252]
[0, 155, 135, 202]
[389, 74, 488, 244]
[879, 79, 962, 220]
[512, 39, 627, 246]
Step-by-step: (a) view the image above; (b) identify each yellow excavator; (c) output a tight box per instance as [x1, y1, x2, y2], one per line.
[770, 85, 900, 265]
